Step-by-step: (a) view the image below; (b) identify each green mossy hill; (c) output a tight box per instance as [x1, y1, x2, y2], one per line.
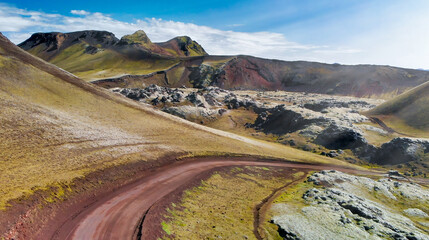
[173, 36, 208, 56]
[366, 80, 429, 134]
[120, 30, 152, 45]
[18, 31, 119, 60]
[18, 30, 208, 80]
[156, 36, 208, 57]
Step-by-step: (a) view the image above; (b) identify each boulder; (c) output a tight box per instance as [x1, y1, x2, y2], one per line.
[250, 105, 328, 135]
[314, 125, 376, 160]
[186, 92, 209, 108]
[372, 137, 429, 165]
[223, 93, 259, 110]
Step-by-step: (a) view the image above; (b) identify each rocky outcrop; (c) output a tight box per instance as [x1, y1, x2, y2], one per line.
[314, 125, 367, 150]
[223, 93, 261, 110]
[162, 106, 218, 120]
[271, 170, 429, 240]
[403, 208, 429, 218]
[185, 92, 210, 108]
[373, 138, 429, 165]
[314, 125, 377, 160]
[303, 100, 375, 112]
[114, 85, 428, 165]
[115, 85, 185, 103]
[249, 105, 328, 135]
[114, 85, 229, 121]
[188, 64, 222, 88]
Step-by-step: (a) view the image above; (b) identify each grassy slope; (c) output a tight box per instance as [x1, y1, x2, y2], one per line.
[32, 42, 180, 80]
[161, 167, 304, 239]
[365, 81, 429, 137]
[0, 34, 347, 210]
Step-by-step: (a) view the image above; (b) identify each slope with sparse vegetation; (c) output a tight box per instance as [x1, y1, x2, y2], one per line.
[366, 81, 429, 137]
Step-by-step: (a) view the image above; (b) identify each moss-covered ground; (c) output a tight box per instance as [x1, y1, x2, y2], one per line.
[160, 167, 308, 240]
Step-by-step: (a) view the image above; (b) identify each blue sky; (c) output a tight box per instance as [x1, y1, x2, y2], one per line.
[1, 0, 429, 69]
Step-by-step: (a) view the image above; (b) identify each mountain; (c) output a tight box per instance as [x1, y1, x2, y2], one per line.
[366, 81, 429, 136]
[19, 30, 429, 98]
[1, 32, 333, 214]
[157, 36, 208, 57]
[93, 55, 429, 98]
[18, 30, 207, 80]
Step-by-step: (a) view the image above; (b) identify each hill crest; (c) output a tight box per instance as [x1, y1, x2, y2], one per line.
[18, 30, 429, 98]
[18, 30, 207, 59]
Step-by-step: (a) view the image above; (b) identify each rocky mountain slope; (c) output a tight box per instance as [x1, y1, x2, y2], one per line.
[20, 30, 429, 98]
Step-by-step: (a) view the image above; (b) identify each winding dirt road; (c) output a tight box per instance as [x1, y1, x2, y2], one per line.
[49, 158, 379, 240]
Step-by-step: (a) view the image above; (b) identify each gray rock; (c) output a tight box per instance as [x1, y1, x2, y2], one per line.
[249, 105, 328, 135]
[272, 171, 429, 240]
[224, 93, 259, 110]
[314, 125, 377, 160]
[403, 208, 429, 218]
[299, 125, 323, 138]
[373, 137, 429, 165]
[162, 106, 218, 120]
[185, 92, 208, 108]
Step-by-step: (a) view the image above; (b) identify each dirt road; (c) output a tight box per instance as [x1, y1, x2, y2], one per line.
[49, 158, 378, 240]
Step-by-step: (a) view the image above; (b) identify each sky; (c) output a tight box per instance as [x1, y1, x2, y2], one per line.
[1, 0, 429, 69]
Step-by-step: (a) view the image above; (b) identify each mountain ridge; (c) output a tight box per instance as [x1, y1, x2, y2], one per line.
[19, 30, 208, 59]
[19, 30, 429, 98]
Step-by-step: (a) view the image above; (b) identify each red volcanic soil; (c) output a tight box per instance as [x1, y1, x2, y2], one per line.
[218, 57, 282, 90]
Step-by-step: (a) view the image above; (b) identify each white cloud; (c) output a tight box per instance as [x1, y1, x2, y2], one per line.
[2, 5, 352, 61]
[227, 23, 244, 27]
[1, 4, 428, 69]
[70, 10, 90, 16]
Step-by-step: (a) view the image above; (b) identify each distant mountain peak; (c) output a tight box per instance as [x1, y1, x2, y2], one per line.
[18, 30, 119, 59]
[120, 30, 152, 45]
[18, 30, 208, 64]
[157, 35, 208, 56]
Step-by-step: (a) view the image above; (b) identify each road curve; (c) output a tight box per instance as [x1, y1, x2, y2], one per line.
[50, 159, 378, 240]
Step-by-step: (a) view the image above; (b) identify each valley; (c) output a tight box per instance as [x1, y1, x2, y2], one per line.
[0, 27, 428, 240]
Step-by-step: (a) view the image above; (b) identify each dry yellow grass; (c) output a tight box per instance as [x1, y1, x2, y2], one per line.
[0, 34, 355, 210]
